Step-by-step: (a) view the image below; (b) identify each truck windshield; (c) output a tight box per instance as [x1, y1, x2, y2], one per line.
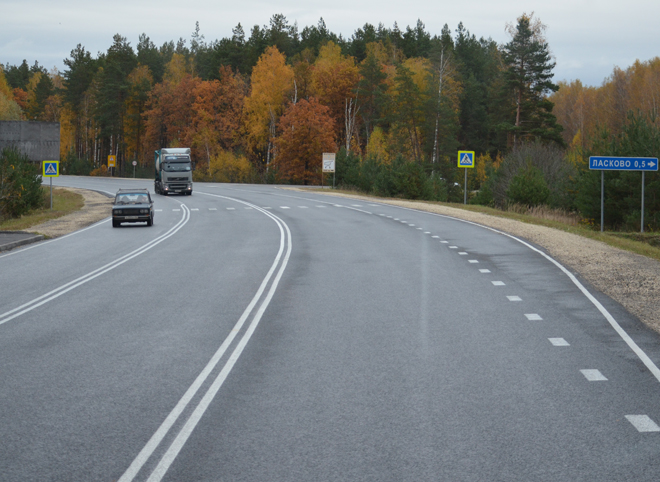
[162, 160, 191, 172]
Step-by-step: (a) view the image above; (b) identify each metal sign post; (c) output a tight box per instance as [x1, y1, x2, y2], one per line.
[42, 161, 59, 209]
[457, 151, 475, 204]
[322, 153, 336, 189]
[589, 156, 658, 232]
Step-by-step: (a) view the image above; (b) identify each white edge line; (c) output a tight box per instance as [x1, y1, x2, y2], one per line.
[382, 204, 660, 384]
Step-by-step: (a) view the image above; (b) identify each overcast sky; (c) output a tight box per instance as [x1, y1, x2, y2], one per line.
[2, 0, 659, 87]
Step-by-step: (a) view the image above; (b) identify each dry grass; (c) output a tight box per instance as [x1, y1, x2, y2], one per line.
[0, 188, 85, 232]
[505, 203, 582, 226]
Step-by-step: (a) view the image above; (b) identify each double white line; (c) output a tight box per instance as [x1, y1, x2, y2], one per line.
[118, 194, 293, 482]
[0, 205, 191, 327]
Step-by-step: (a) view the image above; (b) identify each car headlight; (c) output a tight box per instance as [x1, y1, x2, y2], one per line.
[114, 210, 122, 215]
[140, 209, 149, 214]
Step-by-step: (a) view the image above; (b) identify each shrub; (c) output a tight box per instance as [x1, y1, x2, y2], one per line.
[506, 163, 550, 206]
[0, 147, 44, 220]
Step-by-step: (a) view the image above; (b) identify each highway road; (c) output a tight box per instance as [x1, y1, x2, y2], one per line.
[2, 175, 660, 481]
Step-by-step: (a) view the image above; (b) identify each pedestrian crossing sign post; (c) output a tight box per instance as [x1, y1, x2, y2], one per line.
[457, 151, 475, 204]
[42, 161, 59, 210]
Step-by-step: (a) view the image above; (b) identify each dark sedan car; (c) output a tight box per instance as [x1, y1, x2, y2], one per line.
[112, 188, 154, 227]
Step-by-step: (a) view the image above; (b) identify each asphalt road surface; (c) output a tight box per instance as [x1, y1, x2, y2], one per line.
[2, 176, 660, 481]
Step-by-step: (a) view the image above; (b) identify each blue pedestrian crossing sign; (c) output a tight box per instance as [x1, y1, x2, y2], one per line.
[43, 161, 59, 177]
[457, 151, 475, 168]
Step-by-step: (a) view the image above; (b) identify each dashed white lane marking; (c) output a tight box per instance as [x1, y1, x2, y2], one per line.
[449, 246, 458, 249]
[155, 209, 163, 212]
[507, 296, 522, 301]
[409, 224, 415, 226]
[549, 338, 570, 346]
[424, 232, 431, 234]
[468, 260, 479, 263]
[209, 208, 217, 211]
[432, 236, 440, 238]
[368, 204, 379, 206]
[393, 218, 399, 220]
[581, 369, 608, 381]
[173, 209, 181, 212]
[351, 204, 362, 207]
[190, 208, 199, 211]
[458, 252, 468, 255]
[280, 206, 290, 209]
[492, 281, 505, 286]
[378, 214, 385, 216]
[226, 207, 235, 210]
[441, 241, 449, 244]
[626, 415, 660, 432]
[416, 227, 423, 230]
[479, 269, 490, 273]
[525, 313, 543, 320]
[333, 204, 342, 207]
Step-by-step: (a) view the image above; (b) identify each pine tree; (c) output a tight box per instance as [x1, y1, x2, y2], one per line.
[500, 13, 564, 147]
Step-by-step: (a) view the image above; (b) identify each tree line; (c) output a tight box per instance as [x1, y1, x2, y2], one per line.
[1, 13, 658, 230]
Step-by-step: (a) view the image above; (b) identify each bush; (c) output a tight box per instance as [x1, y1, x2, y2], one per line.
[62, 150, 93, 175]
[491, 141, 574, 208]
[0, 147, 44, 220]
[506, 163, 550, 206]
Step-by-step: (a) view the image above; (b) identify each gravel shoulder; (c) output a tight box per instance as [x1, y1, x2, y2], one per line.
[311, 190, 660, 335]
[25, 188, 112, 238]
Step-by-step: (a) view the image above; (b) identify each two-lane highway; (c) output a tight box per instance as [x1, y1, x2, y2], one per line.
[1, 176, 660, 481]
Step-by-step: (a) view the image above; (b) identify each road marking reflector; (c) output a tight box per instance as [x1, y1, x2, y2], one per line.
[580, 369, 608, 381]
[625, 415, 660, 432]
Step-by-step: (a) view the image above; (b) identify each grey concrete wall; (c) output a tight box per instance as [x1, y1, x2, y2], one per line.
[0, 121, 60, 161]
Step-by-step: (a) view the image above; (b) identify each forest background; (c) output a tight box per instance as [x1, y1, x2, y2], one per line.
[1, 13, 659, 231]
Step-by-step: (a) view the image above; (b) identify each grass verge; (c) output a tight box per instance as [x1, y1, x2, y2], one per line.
[0, 187, 85, 232]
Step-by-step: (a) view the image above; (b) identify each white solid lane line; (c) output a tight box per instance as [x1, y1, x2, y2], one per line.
[625, 415, 660, 432]
[119, 195, 292, 482]
[0, 206, 190, 327]
[580, 369, 608, 381]
[549, 338, 570, 346]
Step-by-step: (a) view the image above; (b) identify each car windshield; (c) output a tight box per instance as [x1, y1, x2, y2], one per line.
[116, 193, 149, 204]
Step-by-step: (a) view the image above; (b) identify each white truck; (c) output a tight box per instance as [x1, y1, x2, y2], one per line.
[154, 148, 193, 195]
